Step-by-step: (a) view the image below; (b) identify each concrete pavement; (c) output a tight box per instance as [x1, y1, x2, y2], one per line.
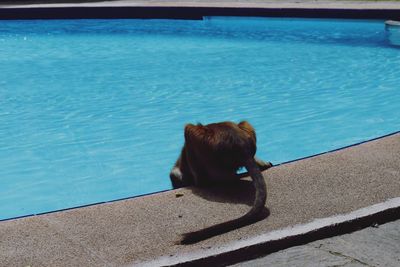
[1, 0, 400, 10]
[1, 0, 400, 20]
[232, 219, 400, 267]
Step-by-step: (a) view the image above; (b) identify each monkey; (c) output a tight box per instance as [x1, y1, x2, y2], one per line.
[170, 121, 272, 244]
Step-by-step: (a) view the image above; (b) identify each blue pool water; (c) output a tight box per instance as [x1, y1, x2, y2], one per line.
[0, 17, 399, 220]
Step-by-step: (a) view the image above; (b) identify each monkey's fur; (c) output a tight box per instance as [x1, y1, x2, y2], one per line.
[170, 121, 272, 244]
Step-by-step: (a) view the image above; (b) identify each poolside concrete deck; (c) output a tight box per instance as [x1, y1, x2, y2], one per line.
[1, 133, 399, 266]
[1, 0, 400, 20]
[1, 0, 400, 10]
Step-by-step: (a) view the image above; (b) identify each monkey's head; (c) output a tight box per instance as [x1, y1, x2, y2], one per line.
[184, 121, 257, 172]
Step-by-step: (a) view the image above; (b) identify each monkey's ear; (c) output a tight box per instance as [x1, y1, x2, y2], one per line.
[238, 121, 256, 142]
[184, 123, 208, 144]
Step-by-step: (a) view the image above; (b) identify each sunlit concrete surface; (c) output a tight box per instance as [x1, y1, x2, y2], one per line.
[1, 0, 400, 10]
[2, 0, 399, 20]
[0, 133, 399, 266]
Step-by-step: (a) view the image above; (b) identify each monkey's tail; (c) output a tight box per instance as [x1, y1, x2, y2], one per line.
[180, 158, 267, 245]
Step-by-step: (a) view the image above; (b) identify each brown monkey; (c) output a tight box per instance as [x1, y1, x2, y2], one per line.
[170, 121, 272, 244]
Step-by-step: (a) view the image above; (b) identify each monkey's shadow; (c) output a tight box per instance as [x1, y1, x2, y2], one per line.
[188, 179, 270, 219]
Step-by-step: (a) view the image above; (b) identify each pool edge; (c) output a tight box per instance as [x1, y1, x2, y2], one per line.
[1, 130, 399, 223]
[1, 5, 400, 20]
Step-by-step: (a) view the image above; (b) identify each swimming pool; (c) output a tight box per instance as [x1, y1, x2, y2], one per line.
[0, 17, 399, 221]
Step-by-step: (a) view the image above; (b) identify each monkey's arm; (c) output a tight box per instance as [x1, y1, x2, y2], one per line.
[170, 166, 185, 188]
[170, 145, 201, 188]
[236, 157, 272, 179]
[255, 157, 273, 171]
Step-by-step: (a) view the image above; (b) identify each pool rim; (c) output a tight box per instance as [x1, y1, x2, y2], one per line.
[1, 4, 400, 20]
[1, 129, 399, 223]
